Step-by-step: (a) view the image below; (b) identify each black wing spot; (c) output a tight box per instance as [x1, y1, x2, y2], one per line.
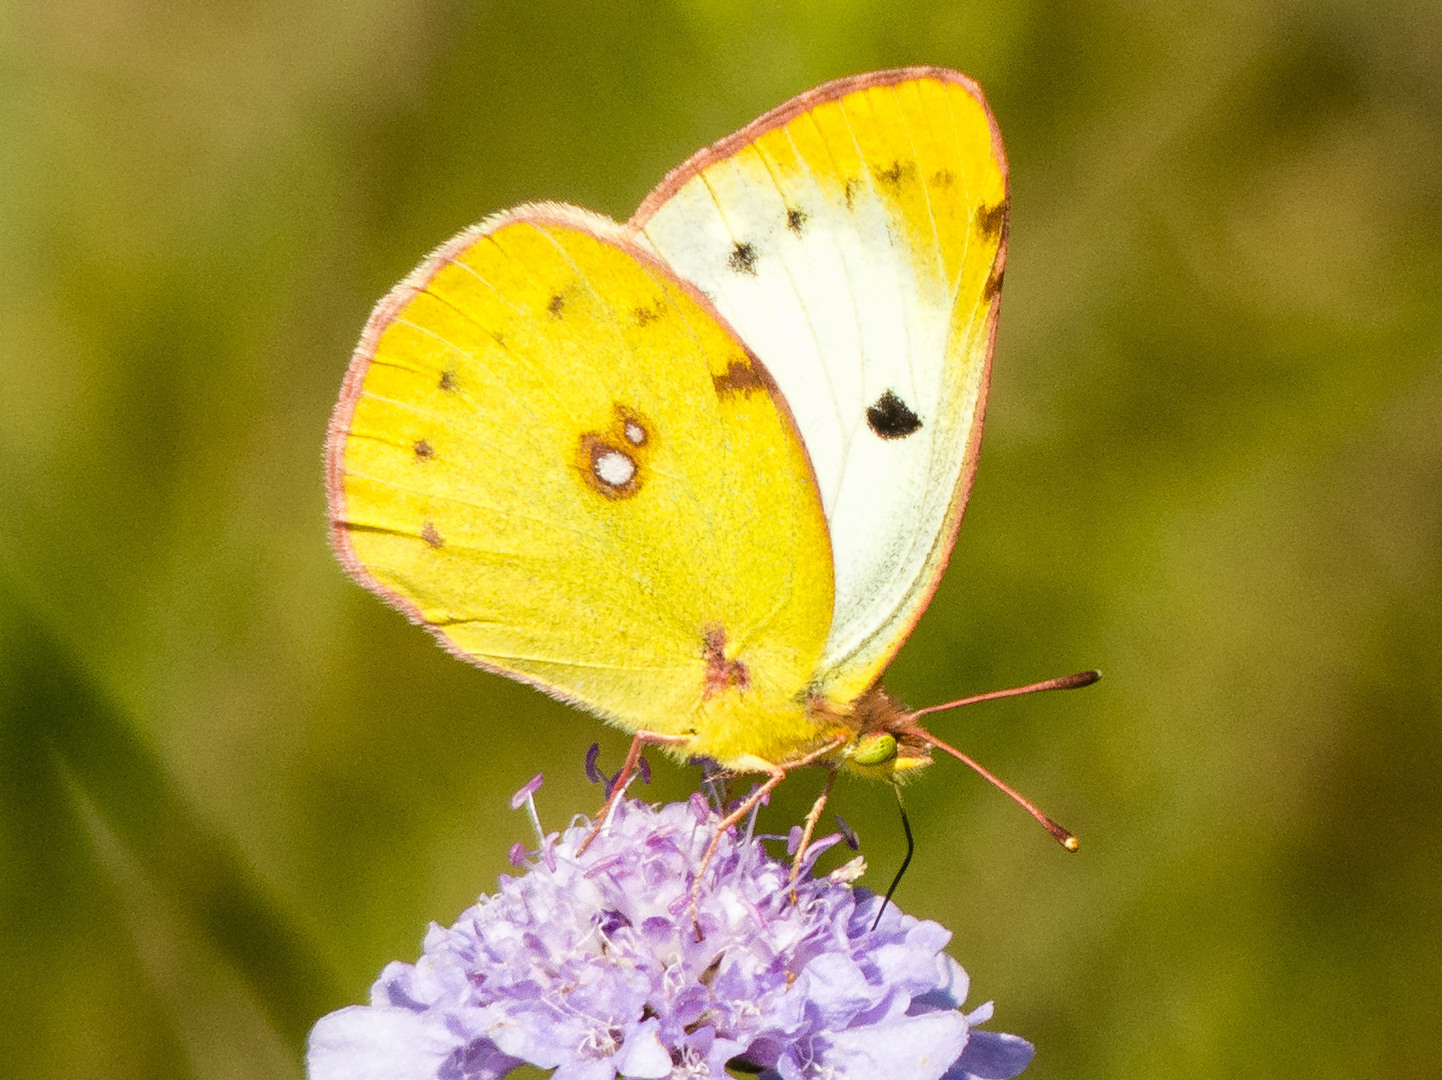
[438, 369, 457, 392]
[421, 521, 444, 548]
[728, 241, 759, 275]
[931, 169, 955, 188]
[843, 178, 859, 210]
[866, 390, 923, 439]
[786, 208, 807, 235]
[413, 438, 434, 460]
[975, 200, 1009, 241]
[547, 293, 566, 317]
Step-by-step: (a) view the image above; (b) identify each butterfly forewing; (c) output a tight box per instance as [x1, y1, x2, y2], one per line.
[633, 68, 1008, 704]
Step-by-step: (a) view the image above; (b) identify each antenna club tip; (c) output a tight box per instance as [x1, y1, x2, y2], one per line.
[1068, 670, 1102, 688]
[1063, 836, 1081, 852]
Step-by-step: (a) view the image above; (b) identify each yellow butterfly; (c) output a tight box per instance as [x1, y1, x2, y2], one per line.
[327, 67, 1088, 853]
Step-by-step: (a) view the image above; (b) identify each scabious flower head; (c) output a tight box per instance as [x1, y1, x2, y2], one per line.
[308, 788, 1034, 1080]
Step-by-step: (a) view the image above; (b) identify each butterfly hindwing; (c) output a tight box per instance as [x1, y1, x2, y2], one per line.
[327, 205, 836, 765]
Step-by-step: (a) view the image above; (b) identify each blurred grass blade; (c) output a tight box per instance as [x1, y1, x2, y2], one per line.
[0, 579, 340, 1051]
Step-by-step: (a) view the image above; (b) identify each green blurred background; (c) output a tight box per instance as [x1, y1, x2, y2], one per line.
[3, 2, 1439, 1078]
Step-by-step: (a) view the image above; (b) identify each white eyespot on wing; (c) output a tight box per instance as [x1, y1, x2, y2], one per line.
[595, 449, 636, 486]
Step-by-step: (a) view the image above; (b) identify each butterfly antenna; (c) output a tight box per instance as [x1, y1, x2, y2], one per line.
[917, 730, 1079, 850]
[906, 670, 1098, 853]
[907, 669, 1100, 722]
[872, 783, 914, 931]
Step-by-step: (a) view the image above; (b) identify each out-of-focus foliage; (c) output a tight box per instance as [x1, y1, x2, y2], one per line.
[1, 2, 1438, 1078]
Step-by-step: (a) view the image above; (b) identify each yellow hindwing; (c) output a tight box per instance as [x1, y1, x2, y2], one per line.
[327, 206, 837, 767]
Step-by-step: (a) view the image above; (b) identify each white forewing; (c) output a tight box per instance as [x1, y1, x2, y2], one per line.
[633, 69, 1006, 702]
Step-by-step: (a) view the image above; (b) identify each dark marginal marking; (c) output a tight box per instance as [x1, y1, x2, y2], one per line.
[874, 160, 913, 189]
[843, 178, 859, 210]
[728, 241, 758, 275]
[984, 265, 1005, 301]
[712, 359, 764, 397]
[702, 625, 751, 700]
[931, 168, 955, 188]
[975, 200, 1010, 241]
[421, 521, 444, 548]
[438, 369, 457, 392]
[548, 293, 565, 317]
[866, 389, 923, 439]
[634, 304, 660, 326]
[413, 438, 434, 460]
[786, 207, 807, 235]
[577, 432, 642, 500]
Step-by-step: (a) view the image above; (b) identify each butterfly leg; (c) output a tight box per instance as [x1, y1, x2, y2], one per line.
[788, 767, 839, 900]
[578, 730, 690, 855]
[689, 735, 846, 937]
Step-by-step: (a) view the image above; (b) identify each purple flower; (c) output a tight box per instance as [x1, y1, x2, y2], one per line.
[308, 793, 1034, 1080]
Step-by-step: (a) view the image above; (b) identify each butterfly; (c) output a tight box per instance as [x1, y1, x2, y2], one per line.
[326, 67, 1091, 857]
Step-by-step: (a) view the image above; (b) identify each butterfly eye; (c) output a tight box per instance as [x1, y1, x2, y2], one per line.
[850, 732, 898, 767]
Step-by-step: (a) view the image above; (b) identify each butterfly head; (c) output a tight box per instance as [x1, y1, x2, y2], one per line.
[818, 685, 935, 779]
[833, 674, 1099, 851]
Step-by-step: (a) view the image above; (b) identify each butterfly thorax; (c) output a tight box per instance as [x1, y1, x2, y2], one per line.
[678, 684, 933, 779]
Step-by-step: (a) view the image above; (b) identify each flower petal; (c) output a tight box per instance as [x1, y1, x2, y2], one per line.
[615, 1019, 672, 1079]
[795, 950, 879, 1021]
[943, 1030, 1036, 1080]
[817, 1009, 970, 1080]
[308, 1005, 461, 1080]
